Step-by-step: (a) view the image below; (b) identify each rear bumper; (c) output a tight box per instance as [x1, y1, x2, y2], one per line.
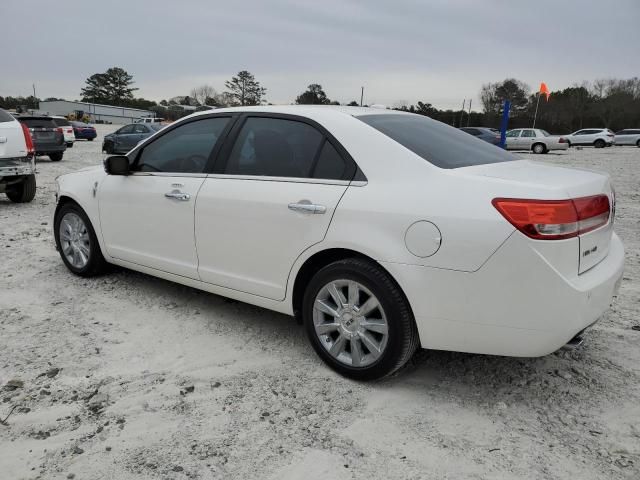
[35, 144, 66, 154]
[382, 232, 624, 357]
[75, 130, 97, 139]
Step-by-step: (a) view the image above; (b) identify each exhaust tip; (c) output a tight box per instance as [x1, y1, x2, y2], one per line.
[563, 334, 584, 349]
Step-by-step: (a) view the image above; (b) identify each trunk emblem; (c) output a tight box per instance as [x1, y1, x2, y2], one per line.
[582, 245, 598, 257]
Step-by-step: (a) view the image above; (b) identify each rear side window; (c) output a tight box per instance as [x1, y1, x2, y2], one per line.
[52, 118, 71, 127]
[19, 118, 56, 128]
[521, 130, 536, 138]
[226, 117, 323, 178]
[359, 114, 516, 169]
[133, 124, 148, 134]
[312, 141, 346, 180]
[0, 109, 15, 123]
[134, 117, 229, 174]
[117, 125, 135, 134]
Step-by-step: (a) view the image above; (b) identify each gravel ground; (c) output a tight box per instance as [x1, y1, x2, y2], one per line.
[1, 125, 639, 480]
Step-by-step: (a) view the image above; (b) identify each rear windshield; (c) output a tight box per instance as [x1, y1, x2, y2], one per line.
[149, 124, 163, 131]
[358, 114, 516, 169]
[19, 118, 56, 128]
[52, 118, 71, 127]
[0, 109, 15, 123]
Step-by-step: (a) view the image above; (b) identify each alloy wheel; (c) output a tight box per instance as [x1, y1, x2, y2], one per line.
[59, 212, 91, 269]
[313, 280, 389, 367]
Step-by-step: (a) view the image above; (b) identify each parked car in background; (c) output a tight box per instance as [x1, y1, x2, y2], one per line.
[459, 127, 501, 145]
[70, 121, 97, 141]
[564, 128, 615, 148]
[102, 123, 162, 154]
[16, 116, 66, 161]
[135, 117, 164, 124]
[613, 129, 640, 147]
[51, 116, 75, 147]
[54, 106, 623, 380]
[0, 108, 36, 202]
[505, 128, 569, 154]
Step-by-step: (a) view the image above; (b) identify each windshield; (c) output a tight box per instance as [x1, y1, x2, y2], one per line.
[358, 114, 516, 169]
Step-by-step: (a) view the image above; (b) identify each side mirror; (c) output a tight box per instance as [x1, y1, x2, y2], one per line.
[104, 155, 130, 175]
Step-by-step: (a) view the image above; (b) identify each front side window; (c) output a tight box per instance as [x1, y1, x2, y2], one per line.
[134, 117, 229, 174]
[225, 117, 323, 178]
[133, 124, 148, 134]
[506, 130, 520, 138]
[118, 125, 135, 134]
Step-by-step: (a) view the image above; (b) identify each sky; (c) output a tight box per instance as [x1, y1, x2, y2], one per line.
[3, 0, 639, 111]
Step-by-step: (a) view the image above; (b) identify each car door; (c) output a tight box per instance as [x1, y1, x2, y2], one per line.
[113, 124, 137, 152]
[520, 129, 536, 149]
[195, 114, 355, 300]
[505, 129, 521, 149]
[99, 116, 232, 279]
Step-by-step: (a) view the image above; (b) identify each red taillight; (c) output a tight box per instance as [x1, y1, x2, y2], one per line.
[559, 137, 567, 143]
[57, 127, 63, 134]
[20, 122, 35, 156]
[492, 195, 610, 240]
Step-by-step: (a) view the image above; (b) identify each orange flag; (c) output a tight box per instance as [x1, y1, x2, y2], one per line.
[539, 82, 550, 101]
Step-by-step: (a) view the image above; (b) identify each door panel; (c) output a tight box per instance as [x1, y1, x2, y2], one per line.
[195, 178, 348, 299]
[99, 175, 205, 279]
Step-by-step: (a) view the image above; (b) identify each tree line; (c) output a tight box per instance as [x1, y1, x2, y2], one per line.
[2, 67, 639, 131]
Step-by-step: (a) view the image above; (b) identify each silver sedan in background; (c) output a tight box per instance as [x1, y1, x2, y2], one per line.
[505, 128, 569, 154]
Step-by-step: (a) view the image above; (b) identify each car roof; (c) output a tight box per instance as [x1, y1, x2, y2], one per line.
[183, 105, 406, 121]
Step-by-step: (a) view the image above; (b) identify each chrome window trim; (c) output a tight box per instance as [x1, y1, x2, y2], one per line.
[129, 172, 209, 179]
[204, 173, 351, 186]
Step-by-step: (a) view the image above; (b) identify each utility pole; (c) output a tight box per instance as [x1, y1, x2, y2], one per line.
[32, 84, 37, 112]
[458, 99, 466, 127]
[360, 87, 364, 107]
[467, 99, 472, 127]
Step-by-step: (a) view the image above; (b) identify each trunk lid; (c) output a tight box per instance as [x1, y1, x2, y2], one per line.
[0, 120, 28, 159]
[460, 160, 614, 274]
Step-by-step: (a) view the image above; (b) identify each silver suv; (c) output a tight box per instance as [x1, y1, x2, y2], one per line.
[0, 108, 36, 202]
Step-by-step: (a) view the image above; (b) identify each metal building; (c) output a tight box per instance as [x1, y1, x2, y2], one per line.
[38, 100, 154, 125]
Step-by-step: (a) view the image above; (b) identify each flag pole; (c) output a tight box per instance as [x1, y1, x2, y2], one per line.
[532, 92, 541, 129]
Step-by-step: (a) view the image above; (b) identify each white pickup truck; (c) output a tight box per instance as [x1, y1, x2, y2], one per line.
[0, 108, 36, 202]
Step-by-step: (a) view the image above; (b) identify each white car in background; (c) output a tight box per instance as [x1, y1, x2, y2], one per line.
[0, 107, 36, 202]
[505, 128, 569, 154]
[53, 106, 624, 380]
[614, 129, 640, 147]
[51, 116, 76, 147]
[565, 128, 615, 148]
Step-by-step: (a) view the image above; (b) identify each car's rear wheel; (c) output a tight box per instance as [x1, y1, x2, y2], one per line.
[6, 174, 36, 203]
[66, 142, 73, 148]
[594, 139, 605, 148]
[88, 138, 94, 142]
[636, 140, 640, 148]
[302, 258, 419, 380]
[49, 152, 63, 161]
[532, 143, 546, 154]
[54, 203, 107, 277]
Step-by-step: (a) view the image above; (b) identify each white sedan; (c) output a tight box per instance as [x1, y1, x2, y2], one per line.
[53, 106, 624, 379]
[505, 128, 569, 153]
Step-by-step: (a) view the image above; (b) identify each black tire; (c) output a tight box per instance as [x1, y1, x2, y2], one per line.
[88, 138, 94, 141]
[594, 139, 605, 148]
[67, 142, 74, 148]
[566, 140, 572, 147]
[49, 152, 63, 162]
[54, 202, 108, 277]
[532, 143, 547, 154]
[636, 140, 640, 148]
[103, 142, 113, 154]
[302, 258, 419, 380]
[6, 174, 36, 203]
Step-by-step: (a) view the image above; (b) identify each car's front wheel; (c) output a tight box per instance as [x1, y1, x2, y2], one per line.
[302, 258, 419, 380]
[54, 202, 108, 277]
[6, 174, 36, 203]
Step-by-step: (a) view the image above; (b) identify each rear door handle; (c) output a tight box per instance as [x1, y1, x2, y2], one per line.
[165, 190, 191, 201]
[288, 201, 326, 214]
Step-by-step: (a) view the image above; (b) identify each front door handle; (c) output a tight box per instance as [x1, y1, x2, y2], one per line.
[288, 201, 326, 214]
[165, 190, 191, 201]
